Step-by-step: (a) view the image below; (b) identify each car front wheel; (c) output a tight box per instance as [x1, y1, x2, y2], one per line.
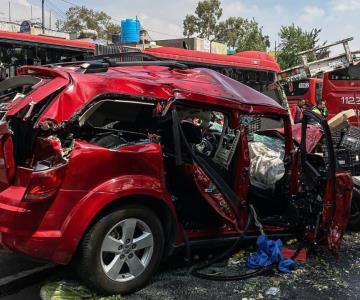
[76, 205, 165, 295]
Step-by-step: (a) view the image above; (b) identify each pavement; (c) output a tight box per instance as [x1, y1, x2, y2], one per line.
[0, 250, 45, 279]
[1, 232, 360, 300]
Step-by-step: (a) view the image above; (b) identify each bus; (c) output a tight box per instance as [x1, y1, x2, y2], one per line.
[0, 31, 96, 78]
[0, 31, 130, 78]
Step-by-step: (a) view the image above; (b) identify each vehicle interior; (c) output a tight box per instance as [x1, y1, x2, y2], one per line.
[160, 105, 239, 229]
[244, 113, 332, 232]
[75, 99, 332, 234]
[240, 115, 290, 220]
[76, 100, 232, 229]
[76, 99, 158, 148]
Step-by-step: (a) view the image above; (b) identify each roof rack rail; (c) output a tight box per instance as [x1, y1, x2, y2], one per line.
[76, 61, 109, 74]
[44, 58, 188, 73]
[44, 52, 157, 68]
[90, 52, 161, 63]
[112, 61, 188, 69]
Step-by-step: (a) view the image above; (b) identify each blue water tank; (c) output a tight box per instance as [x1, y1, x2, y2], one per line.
[121, 19, 140, 44]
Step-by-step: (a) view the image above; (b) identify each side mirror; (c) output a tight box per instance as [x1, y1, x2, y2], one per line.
[180, 120, 202, 144]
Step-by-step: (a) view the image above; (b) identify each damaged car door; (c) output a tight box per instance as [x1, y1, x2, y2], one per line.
[300, 111, 353, 250]
[170, 105, 244, 231]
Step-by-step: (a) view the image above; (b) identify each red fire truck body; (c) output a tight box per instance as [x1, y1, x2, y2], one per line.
[280, 37, 360, 125]
[284, 68, 360, 125]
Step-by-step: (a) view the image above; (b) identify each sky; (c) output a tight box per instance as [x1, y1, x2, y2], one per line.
[1, 0, 360, 51]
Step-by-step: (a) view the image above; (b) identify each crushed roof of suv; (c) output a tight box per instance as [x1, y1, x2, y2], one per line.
[15, 64, 287, 125]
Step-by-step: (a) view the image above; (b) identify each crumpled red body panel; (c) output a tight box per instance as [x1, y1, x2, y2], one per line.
[274, 123, 323, 152]
[326, 173, 353, 250]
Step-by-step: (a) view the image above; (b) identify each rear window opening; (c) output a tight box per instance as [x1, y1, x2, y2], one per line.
[0, 75, 42, 97]
[9, 87, 66, 168]
[0, 75, 45, 117]
[76, 99, 158, 149]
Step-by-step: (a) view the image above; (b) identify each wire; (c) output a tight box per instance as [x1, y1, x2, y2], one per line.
[53, 0, 121, 25]
[56, 0, 77, 6]
[44, 1, 67, 23]
[146, 28, 183, 38]
[47, 0, 67, 19]
[44, 4, 66, 21]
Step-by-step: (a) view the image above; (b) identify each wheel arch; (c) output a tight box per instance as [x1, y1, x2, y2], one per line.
[56, 193, 179, 265]
[85, 194, 179, 257]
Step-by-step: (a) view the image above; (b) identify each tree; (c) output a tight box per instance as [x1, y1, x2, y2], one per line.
[59, 6, 120, 39]
[183, 0, 222, 40]
[183, 1, 269, 51]
[55, 19, 65, 31]
[277, 24, 322, 69]
[216, 17, 269, 51]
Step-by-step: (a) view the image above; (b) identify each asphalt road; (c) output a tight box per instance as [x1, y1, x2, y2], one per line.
[1, 232, 360, 300]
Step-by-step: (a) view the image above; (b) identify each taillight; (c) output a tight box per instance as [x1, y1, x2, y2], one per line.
[24, 165, 66, 202]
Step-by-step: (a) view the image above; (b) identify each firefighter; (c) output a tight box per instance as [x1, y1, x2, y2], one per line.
[311, 99, 329, 118]
[291, 99, 306, 123]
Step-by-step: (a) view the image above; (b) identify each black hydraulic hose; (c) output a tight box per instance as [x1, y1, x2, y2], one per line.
[190, 209, 274, 281]
[192, 265, 273, 281]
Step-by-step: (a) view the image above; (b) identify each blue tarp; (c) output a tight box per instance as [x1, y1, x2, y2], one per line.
[247, 235, 296, 273]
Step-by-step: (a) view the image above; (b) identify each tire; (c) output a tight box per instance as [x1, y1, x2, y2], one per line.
[348, 187, 360, 231]
[76, 205, 164, 295]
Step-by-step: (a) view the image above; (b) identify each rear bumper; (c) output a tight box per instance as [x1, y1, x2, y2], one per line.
[0, 188, 62, 263]
[0, 231, 61, 263]
[0, 186, 84, 265]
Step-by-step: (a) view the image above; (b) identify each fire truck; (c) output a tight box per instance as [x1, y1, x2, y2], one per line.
[279, 37, 360, 229]
[278, 37, 360, 125]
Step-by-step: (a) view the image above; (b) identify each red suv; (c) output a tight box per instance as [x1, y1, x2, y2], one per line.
[0, 60, 353, 295]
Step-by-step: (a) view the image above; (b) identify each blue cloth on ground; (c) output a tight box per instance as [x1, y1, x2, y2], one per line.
[247, 235, 296, 273]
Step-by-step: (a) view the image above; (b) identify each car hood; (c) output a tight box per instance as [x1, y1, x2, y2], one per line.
[264, 123, 323, 153]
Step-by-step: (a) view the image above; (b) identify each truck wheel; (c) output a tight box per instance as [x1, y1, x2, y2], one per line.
[76, 205, 164, 295]
[348, 187, 360, 231]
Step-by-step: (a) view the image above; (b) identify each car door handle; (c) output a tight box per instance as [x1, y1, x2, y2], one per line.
[205, 182, 217, 193]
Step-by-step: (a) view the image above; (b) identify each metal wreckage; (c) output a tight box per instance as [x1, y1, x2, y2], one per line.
[0, 50, 355, 295]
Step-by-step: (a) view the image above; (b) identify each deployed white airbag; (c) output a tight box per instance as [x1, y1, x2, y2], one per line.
[249, 135, 285, 190]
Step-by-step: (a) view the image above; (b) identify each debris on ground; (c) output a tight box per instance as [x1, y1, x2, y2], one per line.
[247, 235, 296, 273]
[228, 250, 247, 266]
[124, 232, 360, 300]
[40, 281, 122, 300]
[265, 287, 280, 296]
[36, 232, 360, 300]
[285, 239, 298, 246]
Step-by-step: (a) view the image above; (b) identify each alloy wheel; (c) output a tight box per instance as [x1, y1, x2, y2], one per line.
[100, 218, 154, 282]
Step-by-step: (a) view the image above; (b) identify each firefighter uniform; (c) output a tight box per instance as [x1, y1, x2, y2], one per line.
[311, 106, 328, 118]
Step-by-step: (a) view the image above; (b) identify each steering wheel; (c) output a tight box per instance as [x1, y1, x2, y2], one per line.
[205, 132, 218, 146]
[196, 138, 214, 156]
[196, 132, 218, 156]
